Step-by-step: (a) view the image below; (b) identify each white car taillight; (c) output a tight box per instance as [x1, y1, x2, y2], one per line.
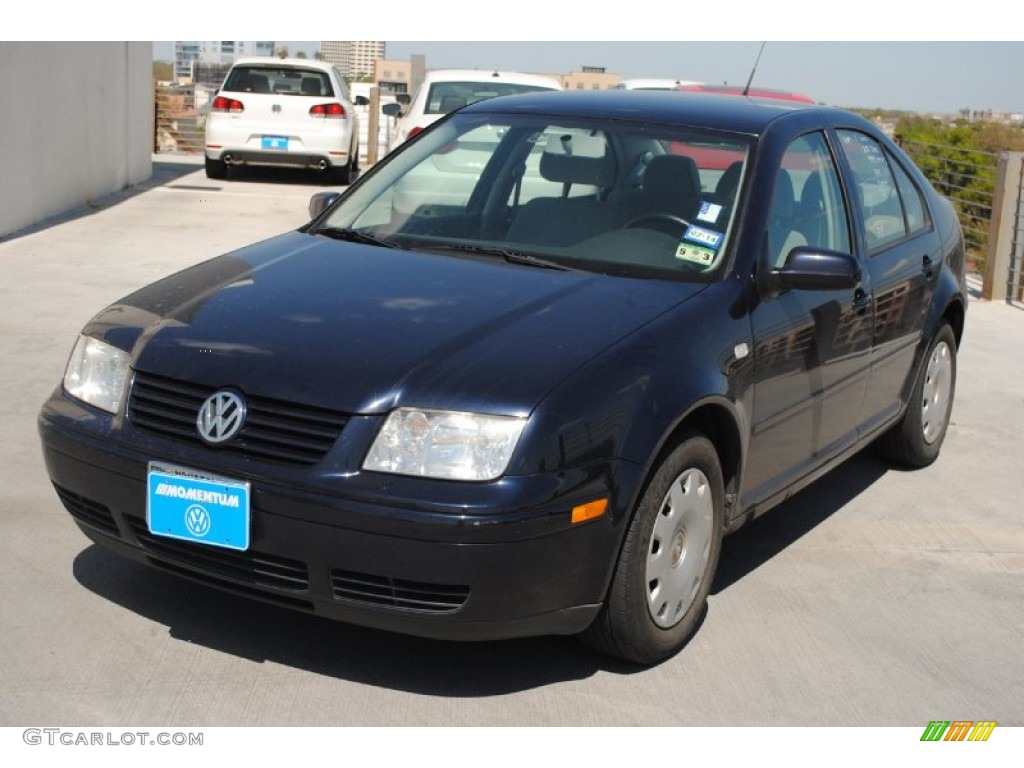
[309, 103, 346, 118]
[211, 96, 244, 113]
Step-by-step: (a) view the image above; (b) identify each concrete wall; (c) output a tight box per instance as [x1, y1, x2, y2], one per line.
[0, 42, 153, 238]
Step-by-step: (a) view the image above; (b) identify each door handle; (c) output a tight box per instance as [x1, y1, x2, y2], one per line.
[922, 254, 934, 278]
[852, 288, 873, 314]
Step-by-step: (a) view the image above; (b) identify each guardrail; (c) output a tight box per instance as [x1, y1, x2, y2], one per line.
[154, 86, 205, 155]
[980, 152, 1024, 304]
[901, 138, 998, 272]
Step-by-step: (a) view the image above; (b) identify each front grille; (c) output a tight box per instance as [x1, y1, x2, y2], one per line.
[127, 517, 310, 593]
[128, 371, 348, 465]
[330, 569, 469, 613]
[54, 484, 119, 536]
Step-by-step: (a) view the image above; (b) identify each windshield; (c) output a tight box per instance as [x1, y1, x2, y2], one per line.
[324, 111, 751, 281]
[223, 66, 334, 97]
[425, 82, 557, 114]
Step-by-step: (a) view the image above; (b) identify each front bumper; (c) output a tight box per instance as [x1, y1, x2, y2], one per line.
[39, 392, 635, 641]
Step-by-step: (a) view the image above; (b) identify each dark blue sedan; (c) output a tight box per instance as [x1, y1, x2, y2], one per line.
[39, 91, 967, 664]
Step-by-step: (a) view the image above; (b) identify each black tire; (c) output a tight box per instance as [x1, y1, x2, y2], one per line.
[332, 157, 353, 186]
[205, 156, 227, 180]
[876, 323, 957, 468]
[581, 432, 724, 665]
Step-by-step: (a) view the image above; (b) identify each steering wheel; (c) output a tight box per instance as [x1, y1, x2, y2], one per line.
[624, 212, 692, 231]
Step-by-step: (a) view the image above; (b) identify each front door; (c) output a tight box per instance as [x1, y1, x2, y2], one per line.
[746, 130, 873, 503]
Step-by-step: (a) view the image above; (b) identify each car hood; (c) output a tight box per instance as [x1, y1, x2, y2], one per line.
[91, 231, 705, 415]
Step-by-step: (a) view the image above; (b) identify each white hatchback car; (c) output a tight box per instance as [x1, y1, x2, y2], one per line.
[391, 69, 561, 148]
[205, 58, 360, 183]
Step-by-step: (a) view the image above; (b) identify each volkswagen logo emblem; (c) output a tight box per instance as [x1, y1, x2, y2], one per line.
[185, 504, 211, 537]
[196, 390, 246, 444]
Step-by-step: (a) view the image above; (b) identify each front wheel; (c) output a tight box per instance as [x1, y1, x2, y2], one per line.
[581, 433, 724, 665]
[876, 323, 957, 467]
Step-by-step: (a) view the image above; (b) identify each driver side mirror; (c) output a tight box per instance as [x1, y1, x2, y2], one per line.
[381, 102, 402, 118]
[768, 247, 861, 293]
[354, 95, 370, 106]
[308, 191, 341, 220]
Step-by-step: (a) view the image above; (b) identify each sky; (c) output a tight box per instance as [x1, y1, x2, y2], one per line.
[151, 40, 1024, 115]
[16, 0, 1024, 115]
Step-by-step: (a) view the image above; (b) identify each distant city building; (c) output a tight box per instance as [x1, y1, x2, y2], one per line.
[320, 41, 385, 80]
[373, 58, 413, 95]
[173, 41, 275, 81]
[556, 67, 622, 91]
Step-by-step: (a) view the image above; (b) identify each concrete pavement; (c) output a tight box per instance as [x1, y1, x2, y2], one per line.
[1, 158, 1021, 726]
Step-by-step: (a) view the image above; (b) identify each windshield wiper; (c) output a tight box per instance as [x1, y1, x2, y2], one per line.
[312, 227, 401, 249]
[421, 244, 572, 271]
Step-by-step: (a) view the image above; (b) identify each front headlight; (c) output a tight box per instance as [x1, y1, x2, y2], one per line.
[364, 408, 528, 481]
[63, 335, 132, 414]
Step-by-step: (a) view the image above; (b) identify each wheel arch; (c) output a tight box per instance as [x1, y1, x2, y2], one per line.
[640, 398, 744, 530]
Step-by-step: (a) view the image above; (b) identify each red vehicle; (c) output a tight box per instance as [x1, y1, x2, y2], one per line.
[669, 84, 817, 168]
[675, 83, 816, 103]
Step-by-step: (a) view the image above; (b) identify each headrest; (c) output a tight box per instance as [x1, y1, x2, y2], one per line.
[539, 132, 615, 187]
[643, 155, 701, 197]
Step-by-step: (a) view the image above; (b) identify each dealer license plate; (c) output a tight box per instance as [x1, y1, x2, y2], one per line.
[147, 462, 250, 551]
[261, 135, 288, 150]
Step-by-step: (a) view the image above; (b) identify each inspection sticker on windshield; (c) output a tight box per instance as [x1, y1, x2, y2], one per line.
[147, 462, 250, 551]
[676, 241, 716, 266]
[683, 225, 723, 249]
[696, 202, 723, 224]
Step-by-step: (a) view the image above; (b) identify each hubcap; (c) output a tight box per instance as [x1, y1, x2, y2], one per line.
[922, 340, 952, 444]
[646, 468, 713, 628]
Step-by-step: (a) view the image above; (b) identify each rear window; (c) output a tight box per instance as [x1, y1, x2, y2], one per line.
[425, 81, 556, 114]
[223, 66, 334, 97]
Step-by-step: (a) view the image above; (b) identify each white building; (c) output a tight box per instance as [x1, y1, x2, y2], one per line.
[320, 41, 385, 80]
[174, 41, 275, 81]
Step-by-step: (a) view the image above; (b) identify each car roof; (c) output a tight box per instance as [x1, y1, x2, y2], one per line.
[420, 69, 562, 89]
[230, 56, 335, 72]
[461, 89, 835, 135]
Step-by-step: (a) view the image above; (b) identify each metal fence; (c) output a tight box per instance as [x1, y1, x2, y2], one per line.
[154, 85, 205, 155]
[901, 138, 999, 273]
[1004, 157, 1024, 303]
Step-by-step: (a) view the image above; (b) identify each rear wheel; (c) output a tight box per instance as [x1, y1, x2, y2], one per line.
[581, 433, 724, 665]
[205, 156, 226, 180]
[332, 156, 353, 185]
[876, 323, 957, 467]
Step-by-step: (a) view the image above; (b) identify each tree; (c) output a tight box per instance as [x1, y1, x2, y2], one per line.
[296, 51, 307, 59]
[895, 116, 1011, 264]
[275, 46, 289, 59]
[153, 60, 173, 82]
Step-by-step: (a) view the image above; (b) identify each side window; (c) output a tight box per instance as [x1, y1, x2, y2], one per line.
[890, 159, 928, 235]
[769, 132, 851, 268]
[837, 130, 908, 251]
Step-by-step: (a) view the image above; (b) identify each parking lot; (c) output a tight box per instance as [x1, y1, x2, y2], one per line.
[1, 157, 1022, 726]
